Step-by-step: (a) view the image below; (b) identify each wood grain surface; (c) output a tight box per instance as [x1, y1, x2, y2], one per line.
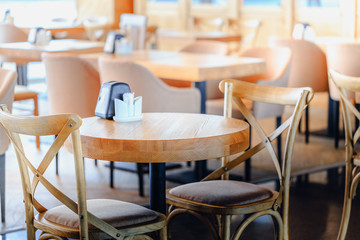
[78, 113, 249, 163]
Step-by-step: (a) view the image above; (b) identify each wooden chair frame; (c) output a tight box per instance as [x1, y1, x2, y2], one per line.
[0, 105, 166, 240]
[329, 69, 360, 240]
[166, 80, 313, 240]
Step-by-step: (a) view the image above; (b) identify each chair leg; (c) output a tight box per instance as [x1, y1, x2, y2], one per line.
[355, 104, 360, 131]
[137, 163, 145, 197]
[33, 95, 41, 149]
[337, 198, 352, 240]
[54, 135, 59, 175]
[276, 116, 282, 163]
[94, 159, 98, 166]
[305, 106, 309, 143]
[334, 100, 340, 149]
[337, 164, 356, 240]
[159, 225, 167, 240]
[109, 161, 114, 188]
[245, 124, 252, 182]
[220, 215, 231, 240]
[16, 64, 28, 86]
[0, 153, 5, 222]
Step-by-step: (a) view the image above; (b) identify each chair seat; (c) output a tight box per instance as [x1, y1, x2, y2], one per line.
[14, 85, 37, 100]
[206, 98, 252, 119]
[44, 199, 159, 231]
[168, 180, 274, 207]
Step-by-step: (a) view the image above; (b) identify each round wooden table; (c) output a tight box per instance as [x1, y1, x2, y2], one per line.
[79, 113, 249, 213]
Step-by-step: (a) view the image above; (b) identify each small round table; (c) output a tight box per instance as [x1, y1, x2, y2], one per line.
[79, 113, 249, 214]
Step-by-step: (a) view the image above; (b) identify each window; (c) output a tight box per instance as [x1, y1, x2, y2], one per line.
[0, 0, 77, 27]
[148, 0, 178, 2]
[298, 0, 339, 7]
[243, 0, 281, 6]
[192, 0, 227, 5]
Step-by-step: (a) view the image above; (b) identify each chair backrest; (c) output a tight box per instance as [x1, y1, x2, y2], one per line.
[228, 19, 262, 49]
[42, 53, 101, 118]
[192, 16, 225, 31]
[327, 42, 360, 101]
[119, 14, 147, 50]
[237, 47, 292, 119]
[0, 68, 17, 154]
[83, 16, 112, 41]
[0, 23, 28, 43]
[98, 58, 201, 113]
[146, 25, 158, 49]
[329, 69, 360, 194]
[179, 40, 228, 55]
[204, 79, 313, 235]
[0, 108, 90, 238]
[269, 38, 328, 92]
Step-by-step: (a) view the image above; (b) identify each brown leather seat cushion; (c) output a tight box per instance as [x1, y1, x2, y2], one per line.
[168, 180, 274, 207]
[44, 199, 159, 230]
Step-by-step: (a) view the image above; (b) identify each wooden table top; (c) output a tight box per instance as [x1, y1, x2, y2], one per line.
[80, 50, 266, 81]
[0, 39, 104, 61]
[158, 30, 242, 42]
[78, 113, 249, 163]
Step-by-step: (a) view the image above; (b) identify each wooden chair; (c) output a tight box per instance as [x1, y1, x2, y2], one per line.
[83, 16, 112, 42]
[326, 42, 360, 148]
[269, 38, 329, 144]
[227, 19, 262, 53]
[0, 68, 17, 223]
[206, 46, 292, 181]
[192, 16, 225, 32]
[99, 59, 201, 196]
[329, 69, 360, 240]
[0, 106, 167, 240]
[166, 79, 313, 240]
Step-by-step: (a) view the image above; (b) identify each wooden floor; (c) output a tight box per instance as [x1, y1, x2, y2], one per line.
[0, 63, 358, 239]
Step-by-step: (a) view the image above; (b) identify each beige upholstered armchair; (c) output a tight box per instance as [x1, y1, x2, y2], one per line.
[206, 46, 292, 181]
[98, 57, 201, 196]
[42, 52, 101, 174]
[269, 38, 328, 144]
[98, 58, 200, 114]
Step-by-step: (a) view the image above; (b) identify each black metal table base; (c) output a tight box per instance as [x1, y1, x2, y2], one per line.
[150, 163, 166, 214]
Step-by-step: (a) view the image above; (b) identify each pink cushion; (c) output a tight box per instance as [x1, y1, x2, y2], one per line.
[44, 199, 159, 230]
[168, 180, 273, 207]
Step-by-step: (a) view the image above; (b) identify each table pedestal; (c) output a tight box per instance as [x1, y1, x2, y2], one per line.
[150, 163, 166, 214]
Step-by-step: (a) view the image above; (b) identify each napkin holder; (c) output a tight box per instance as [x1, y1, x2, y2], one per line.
[95, 81, 131, 119]
[104, 31, 124, 54]
[113, 95, 142, 122]
[28, 27, 51, 45]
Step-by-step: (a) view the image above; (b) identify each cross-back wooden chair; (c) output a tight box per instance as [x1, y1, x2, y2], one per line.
[166, 79, 313, 240]
[0, 105, 166, 240]
[329, 69, 360, 240]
